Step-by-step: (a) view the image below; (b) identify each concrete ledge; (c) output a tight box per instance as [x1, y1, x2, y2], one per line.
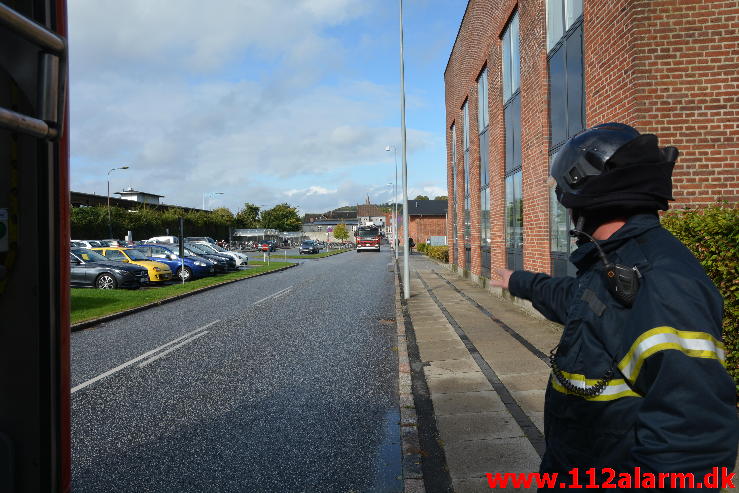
[71, 263, 298, 332]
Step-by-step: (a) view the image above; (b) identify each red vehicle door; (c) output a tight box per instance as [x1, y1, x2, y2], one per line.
[0, 1, 71, 492]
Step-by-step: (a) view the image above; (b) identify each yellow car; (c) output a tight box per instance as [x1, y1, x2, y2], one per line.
[92, 247, 173, 283]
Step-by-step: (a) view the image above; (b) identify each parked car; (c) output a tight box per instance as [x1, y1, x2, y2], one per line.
[184, 236, 216, 244]
[189, 240, 248, 266]
[70, 248, 149, 289]
[299, 241, 319, 254]
[144, 235, 179, 245]
[133, 244, 215, 281]
[92, 247, 173, 283]
[259, 240, 277, 252]
[100, 239, 128, 247]
[184, 243, 236, 271]
[72, 239, 103, 248]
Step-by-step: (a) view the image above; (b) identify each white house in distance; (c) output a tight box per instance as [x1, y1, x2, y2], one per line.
[115, 187, 164, 206]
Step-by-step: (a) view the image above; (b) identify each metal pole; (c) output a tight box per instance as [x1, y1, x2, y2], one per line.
[107, 174, 111, 239]
[394, 146, 399, 260]
[399, 0, 410, 299]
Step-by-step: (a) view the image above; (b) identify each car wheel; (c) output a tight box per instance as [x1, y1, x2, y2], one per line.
[176, 266, 192, 281]
[95, 273, 117, 289]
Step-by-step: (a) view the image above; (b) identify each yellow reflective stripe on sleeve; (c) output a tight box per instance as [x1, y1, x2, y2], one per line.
[550, 372, 642, 401]
[618, 326, 726, 384]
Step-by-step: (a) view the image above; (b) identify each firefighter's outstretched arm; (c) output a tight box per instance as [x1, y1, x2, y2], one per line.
[497, 269, 577, 325]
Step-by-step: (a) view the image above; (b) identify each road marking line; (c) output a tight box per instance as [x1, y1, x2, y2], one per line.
[137, 331, 209, 368]
[71, 320, 219, 394]
[253, 286, 293, 305]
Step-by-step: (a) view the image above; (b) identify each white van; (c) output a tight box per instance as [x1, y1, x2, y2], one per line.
[145, 235, 179, 244]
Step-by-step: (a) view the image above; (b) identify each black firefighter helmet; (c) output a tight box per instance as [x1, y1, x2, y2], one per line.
[550, 122, 679, 229]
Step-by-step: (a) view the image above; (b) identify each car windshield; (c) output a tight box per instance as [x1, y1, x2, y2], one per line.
[124, 249, 150, 261]
[210, 244, 227, 252]
[196, 243, 219, 253]
[357, 228, 379, 238]
[72, 248, 108, 262]
[186, 243, 209, 254]
[302, 242, 313, 247]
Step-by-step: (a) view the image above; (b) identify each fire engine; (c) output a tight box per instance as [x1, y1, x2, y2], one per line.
[355, 225, 381, 252]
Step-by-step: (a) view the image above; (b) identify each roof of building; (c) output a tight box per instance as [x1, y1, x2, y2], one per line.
[406, 199, 448, 216]
[115, 187, 165, 198]
[357, 204, 384, 218]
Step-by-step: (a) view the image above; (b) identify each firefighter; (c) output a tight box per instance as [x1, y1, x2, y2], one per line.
[493, 123, 737, 489]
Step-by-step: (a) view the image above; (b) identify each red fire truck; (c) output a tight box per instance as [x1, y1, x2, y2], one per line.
[356, 225, 381, 252]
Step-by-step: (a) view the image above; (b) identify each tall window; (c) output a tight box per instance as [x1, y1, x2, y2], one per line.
[462, 101, 471, 268]
[478, 68, 491, 277]
[451, 124, 458, 261]
[548, 0, 584, 276]
[503, 12, 523, 271]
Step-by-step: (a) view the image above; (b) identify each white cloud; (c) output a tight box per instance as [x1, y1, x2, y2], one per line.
[68, 0, 444, 214]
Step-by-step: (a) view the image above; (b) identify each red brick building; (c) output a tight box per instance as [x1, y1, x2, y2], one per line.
[445, 0, 738, 283]
[401, 200, 448, 245]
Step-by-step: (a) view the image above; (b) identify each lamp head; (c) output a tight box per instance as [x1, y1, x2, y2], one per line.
[385, 146, 391, 152]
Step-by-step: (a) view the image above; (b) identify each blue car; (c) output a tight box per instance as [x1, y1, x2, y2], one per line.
[133, 244, 215, 281]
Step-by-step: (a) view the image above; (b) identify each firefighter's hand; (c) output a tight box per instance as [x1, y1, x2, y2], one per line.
[491, 268, 513, 290]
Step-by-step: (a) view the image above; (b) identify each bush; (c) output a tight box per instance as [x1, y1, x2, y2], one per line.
[416, 242, 428, 254]
[661, 205, 739, 390]
[424, 245, 449, 263]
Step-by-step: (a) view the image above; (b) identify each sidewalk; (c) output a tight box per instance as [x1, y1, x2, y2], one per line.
[400, 253, 560, 492]
[400, 253, 738, 492]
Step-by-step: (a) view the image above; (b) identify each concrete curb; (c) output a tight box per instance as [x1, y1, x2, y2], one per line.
[395, 261, 427, 493]
[71, 263, 298, 332]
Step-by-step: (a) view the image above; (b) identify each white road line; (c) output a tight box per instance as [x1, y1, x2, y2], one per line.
[253, 286, 293, 305]
[138, 331, 209, 368]
[71, 320, 220, 394]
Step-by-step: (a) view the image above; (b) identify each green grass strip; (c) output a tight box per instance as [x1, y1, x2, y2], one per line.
[71, 261, 292, 325]
[280, 248, 352, 259]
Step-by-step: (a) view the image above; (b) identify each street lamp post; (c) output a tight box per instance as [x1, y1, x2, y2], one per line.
[398, 0, 410, 299]
[385, 145, 399, 259]
[203, 192, 224, 211]
[107, 166, 129, 239]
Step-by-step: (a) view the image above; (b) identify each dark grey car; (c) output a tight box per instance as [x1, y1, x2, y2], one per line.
[70, 248, 149, 289]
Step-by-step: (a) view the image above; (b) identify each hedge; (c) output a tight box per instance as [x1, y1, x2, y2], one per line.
[661, 205, 739, 391]
[71, 205, 232, 241]
[415, 243, 449, 263]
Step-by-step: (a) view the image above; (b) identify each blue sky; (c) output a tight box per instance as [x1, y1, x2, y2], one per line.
[68, 0, 468, 215]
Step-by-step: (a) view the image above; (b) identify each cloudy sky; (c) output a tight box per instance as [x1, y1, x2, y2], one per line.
[69, 0, 467, 215]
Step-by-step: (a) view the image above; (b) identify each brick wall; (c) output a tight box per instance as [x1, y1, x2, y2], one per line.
[446, 0, 737, 278]
[585, 0, 738, 206]
[408, 216, 448, 245]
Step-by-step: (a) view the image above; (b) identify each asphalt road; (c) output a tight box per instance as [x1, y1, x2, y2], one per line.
[71, 248, 401, 493]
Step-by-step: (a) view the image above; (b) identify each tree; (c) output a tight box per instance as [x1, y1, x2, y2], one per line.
[434, 195, 448, 201]
[333, 222, 349, 242]
[211, 207, 234, 224]
[260, 203, 302, 231]
[414, 195, 429, 200]
[234, 203, 261, 228]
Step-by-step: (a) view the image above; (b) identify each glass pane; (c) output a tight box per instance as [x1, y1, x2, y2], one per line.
[451, 125, 457, 201]
[480, 188, 490, 245]
[480, 130, 489, 186]
[566, 25, 585, 138]
[478, 73, 485, 131]
[511, 14, 521, 95]
[547, 0, 564, 51]
[464, 150, 470, 197]
[505, 104, 514, 174]
[513, 171, 523, 249]
[464, 209, 471, 242]
[463, 102, 470, 149]
[549, 46, 567, 147]
[566, 0, 583, 29]
[512, 96, 522, 169]
[502, 28, 511, 101]
[505, 175, 514, 248]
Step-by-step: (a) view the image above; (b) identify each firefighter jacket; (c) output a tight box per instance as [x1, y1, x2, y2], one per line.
[508, 213, 737, 489]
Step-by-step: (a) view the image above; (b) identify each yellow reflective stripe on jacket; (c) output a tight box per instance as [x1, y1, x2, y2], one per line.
[550, 372, 642, 401]
[618, 326, 726, 384]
